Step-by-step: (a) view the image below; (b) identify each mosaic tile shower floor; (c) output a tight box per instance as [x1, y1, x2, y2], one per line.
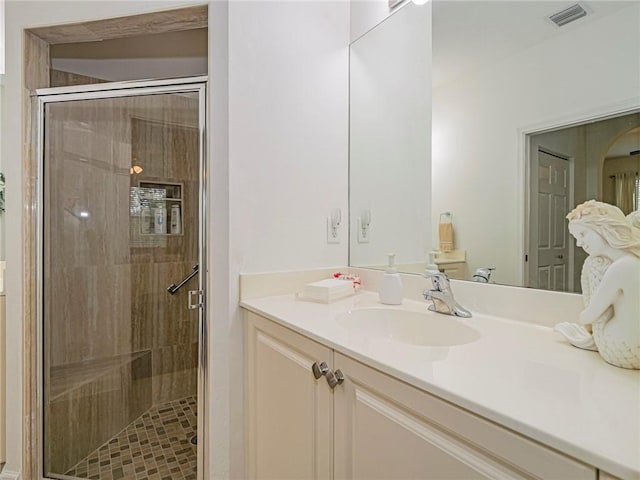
[64, 396, 197, 480]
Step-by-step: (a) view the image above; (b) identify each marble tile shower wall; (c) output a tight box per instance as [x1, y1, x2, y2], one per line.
[130, 116, 199, 403]
[44, 94, 199, 474]
[47, 353, 152, 475]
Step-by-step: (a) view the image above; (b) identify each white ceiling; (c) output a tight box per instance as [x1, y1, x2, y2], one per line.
[432, 0, 636, 88]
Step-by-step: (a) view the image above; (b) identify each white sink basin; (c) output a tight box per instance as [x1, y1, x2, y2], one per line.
[336, 307, 480, 347]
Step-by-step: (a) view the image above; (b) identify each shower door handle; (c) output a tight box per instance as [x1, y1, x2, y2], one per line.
[188, 290, 204, 310]
[167, 264, 199, 295]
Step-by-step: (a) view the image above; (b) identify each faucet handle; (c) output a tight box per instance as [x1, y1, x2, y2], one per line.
[423, 271, 449, 291]
[473, 267, 496, 283]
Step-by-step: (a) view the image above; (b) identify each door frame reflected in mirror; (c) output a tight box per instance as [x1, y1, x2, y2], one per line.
[522, 106, 640, 293]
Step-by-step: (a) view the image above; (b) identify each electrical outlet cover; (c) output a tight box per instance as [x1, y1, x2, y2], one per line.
[327, 217, 340, 244]
[357, 218, 370, 243]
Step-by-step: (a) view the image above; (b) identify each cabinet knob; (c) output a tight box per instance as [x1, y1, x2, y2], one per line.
[312, 361, 329, 379]
[326, 369, 345, 389]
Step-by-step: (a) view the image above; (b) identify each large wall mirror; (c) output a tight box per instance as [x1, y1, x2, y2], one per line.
[349, 0, 640, 293]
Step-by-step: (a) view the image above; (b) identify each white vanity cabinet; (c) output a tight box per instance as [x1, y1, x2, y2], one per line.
[334, 352, 595, 480]
[246, 312, 597, 480]
[246, 311, 334, 479]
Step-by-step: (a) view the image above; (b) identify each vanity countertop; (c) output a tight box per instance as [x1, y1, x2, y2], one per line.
[241, 291, 640, 479]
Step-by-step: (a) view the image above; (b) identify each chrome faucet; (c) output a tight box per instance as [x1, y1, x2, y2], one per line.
[472, 267, 495, 283]
[423, 272, 472, 318]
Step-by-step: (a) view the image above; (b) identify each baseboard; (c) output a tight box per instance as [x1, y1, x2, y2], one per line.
[0, 468, 21, 480]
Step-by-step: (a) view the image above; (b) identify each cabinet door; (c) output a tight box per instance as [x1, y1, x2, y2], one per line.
[246, 312, 333, 480]
[334, 352, 595, 480]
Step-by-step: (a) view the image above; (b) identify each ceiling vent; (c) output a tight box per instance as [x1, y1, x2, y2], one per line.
[549, 3, 587, 27]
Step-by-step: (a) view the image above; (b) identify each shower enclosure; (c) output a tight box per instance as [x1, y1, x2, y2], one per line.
[35, 78, 207, 480]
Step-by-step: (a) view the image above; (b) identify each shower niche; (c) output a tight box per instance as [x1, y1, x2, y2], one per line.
[134, 181, 184, 236]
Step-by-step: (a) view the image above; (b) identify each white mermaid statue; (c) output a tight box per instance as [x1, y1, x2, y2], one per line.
[554, 200, 640, 369]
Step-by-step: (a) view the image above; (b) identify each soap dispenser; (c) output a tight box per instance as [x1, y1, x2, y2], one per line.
[379, 253, 403, 305]
[424, 251, 441, 276]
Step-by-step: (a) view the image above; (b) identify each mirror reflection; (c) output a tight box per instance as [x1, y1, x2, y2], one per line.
[349, 3, 431, 274]
[349, 0, 640, 293]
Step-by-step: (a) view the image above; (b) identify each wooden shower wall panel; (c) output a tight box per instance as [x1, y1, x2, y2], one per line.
[44, 94, 201, 473]
[45, 93, 199, 407]
[50, 69, 108, 87]
[46, 97, 134, 367]
[46, 353, 151, 475]
[130, 112, 199, 404]
[23, 31, 50, 480]
[29, 5, 208, 44]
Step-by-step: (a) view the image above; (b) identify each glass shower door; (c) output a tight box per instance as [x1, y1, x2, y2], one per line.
[40, 84, 205, 480]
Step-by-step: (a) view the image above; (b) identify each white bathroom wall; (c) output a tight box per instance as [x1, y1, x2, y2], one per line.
[432, 3, 640, 286]
[2, 1, 349, 478]
[229, 1, 349, 275]
[350, 0, 395, 42]
[225, 4, 349, 473]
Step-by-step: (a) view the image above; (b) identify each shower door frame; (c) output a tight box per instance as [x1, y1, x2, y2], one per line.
[33, 76, 209, 480]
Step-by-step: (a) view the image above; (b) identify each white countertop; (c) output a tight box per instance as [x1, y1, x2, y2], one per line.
[241, 291, 640, 479]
